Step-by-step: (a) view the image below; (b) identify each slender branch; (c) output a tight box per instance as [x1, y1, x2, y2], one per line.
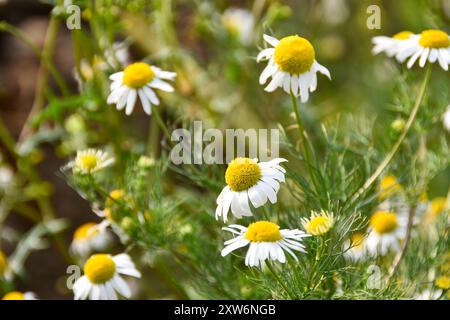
[388, 206, 415, 279]
[266, 261, 296, 299]
[351, 65, 432, 203]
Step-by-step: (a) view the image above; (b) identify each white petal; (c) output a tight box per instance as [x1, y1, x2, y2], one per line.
[149, 78, 174, 92]
[221, 239, 250, 256]
[125, 89, 137, 115]
[138, 89, 152, 115]
[263, 34, 279, 47]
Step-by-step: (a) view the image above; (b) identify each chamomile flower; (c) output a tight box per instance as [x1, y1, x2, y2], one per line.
[73, 253, 141, 300]
[257, 34, 331, 102]
[396, 29, 450, 70]
[366, 210, 408, 256]
[379, 175, 403, 200]
[426, 197, 448, 221]
[222, 7, 254, 45]
[443, 105, 450, 132]
[67, 149, 114, 175]
[70, 222, 111, 257]
[107, 62, 176, 116]
[221, 221, 309, 267]
[215, 158, 287, 222]
[435, 276, 450, 290]
[343, 232, 366, 261]
[301, 210, 334, 236]
[2, 291, 37, 300]
[372, 31, 414, 57]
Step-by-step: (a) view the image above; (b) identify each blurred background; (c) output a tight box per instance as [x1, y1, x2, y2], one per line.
[0, 0, 449, 299]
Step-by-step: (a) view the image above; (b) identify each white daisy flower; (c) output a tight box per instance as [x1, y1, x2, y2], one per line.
[372, 31, 414, 57]
[73, 253, 141, 300]
[70, 222, 111, 257]
[222, 7, 254, 45]
[343, 232, 366, 261]
[443, 105, 450, 132]
[215, 157, 287, 222]
[107, 62, 176, 115]
[414, 289, 442, 300]
[67, 149, 114, 175]
[2, 291, 37, 300]
[257, 34, 331, 102]
[366, 210, 408, 256]
[221, 221, 310, 267]
[301, 210, 334, 236]
[396, 29, 450, 70]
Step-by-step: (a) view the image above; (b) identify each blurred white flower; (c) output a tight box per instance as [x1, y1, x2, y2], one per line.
[221, 7, 254, 45]
[2, 291, 37, 300]
[372, 31, 414, 57]
[70, 222, 111, 257]
[443, 105, 450, 132]
[0, 165, 14, 189]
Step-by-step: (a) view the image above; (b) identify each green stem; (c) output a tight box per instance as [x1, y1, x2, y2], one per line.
[152, 107, 173, 146]
[352, 65, 432, 202]
[266, 262, 296, 299]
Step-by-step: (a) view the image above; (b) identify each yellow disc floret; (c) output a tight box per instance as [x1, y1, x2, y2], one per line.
[379, 175, 402, 200]
[73, 223, 98, 241]
[78, 154, 98, 171]
[350, 232, 365, 249]
[2, 292, 25, 300]
[419, 30, 450, 49]
[302, 211, 334, 236]
[123, 62, 155, 89]
[426, 197, 447, 220]
[0, 250, 8, 276]
[435, 276, 450, 290]
[393, 31, 413, 40]
[245, 221, 282, 242]
[84, 254, 116, 284]
[370, 211, 398, 234]
[225, 158, 261, 192]
[274, 35, 315, 74]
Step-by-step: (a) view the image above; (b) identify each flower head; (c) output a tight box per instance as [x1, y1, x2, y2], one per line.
[73, 253, 141, 300]
[344, 232, 366, 261]
[221, 221, 309, 267]
[67, 149, 114, 174]
[379, 175, 402, 200]
[216, 158, 287, 222]
[435, 276, 450, 290]
[70, 222, 111, 257]
[257, 34, 331, 102]
[396, 29, 450, 70]
[426, 197, 447, 221]
[222, 7, 254, 45]
[366, 210, 407, 256]
[107, 62, 176, 115]
[372, 31, 414, 57]
[301, 210, 334, 236]
[2, 291, 37, 300]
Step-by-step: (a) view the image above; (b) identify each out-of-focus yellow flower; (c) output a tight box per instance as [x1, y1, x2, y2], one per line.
[426, 197, 447, 221]
[379, 175, 403, 200]
[2, 291, 37, 300]
[0, 250, 8, 277]
[435, 276, 450, 290]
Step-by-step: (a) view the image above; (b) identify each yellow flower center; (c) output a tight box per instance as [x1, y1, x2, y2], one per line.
[79, 154, 98, 171]
[379, 175, 402, 200]
[427, 197, 447, 220]
[370, 211, 398, 234]
[225, 158, 261, 192]
[419, 30, 450, 49]
[73, 223, 98, 241]
[106, 189, 124, 206]
[435, 276, 450, 290]
[0, 250, 8, 276]
[393, 31, 413, 40]
[123, 62, 155, 88]
[274, 35, 315, 75]
[2, 292, 25, 300]
[304, 213, 333, 235]
[84, 254, 116, 284]
[245, 221, 282, 242]
[350, 233, 365, 249]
